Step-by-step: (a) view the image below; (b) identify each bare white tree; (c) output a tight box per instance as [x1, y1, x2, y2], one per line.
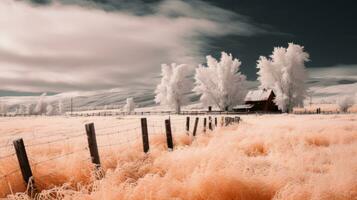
[58, 100, 64, 114]
[155, 63, 193, 113]
[0, 101, 7, 114]
[34, 93, 48, 115]
[257, 43, 309, 112]
[193, 52, 247, 111]
[46, 104, 56, 115]
[337, 95, 354, 112]
[17, 104, 27, 115]
[26, 104, 34, 115]
[124, 97, 135, 112]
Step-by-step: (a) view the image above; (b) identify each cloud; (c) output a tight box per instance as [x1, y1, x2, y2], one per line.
[308, 64, 357, 80]
[0, 0, 262, 93]
[306, 64, 357, 103]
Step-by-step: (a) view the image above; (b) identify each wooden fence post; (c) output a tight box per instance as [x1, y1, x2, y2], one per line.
[13, 138, 36, 194]
[234, 116, 240, 123]
[225, 117, 235, 126]
[203, 118, 207, 133]
[208, 116, 213, 130]
[193, 117, 199, 137]
[165, 119, 174, 150]
[186, 116, 190, 134]
[85, 123, 101, 169]
[141, 118, 150, 153]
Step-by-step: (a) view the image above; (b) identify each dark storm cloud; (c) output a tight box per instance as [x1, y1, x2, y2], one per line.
[201, 0, 357, 79]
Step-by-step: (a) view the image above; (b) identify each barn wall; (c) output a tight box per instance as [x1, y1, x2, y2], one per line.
[245, 93, 280, 112]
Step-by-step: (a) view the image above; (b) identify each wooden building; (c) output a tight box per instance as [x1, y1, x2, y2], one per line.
[233, 89, 280, 113]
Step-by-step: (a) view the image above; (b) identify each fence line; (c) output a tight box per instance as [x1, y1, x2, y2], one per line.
[0, 115, 241, 197]
[67, 110, 248, 117]
[1, 109, 356, 118]
[293, 110, 343, 114]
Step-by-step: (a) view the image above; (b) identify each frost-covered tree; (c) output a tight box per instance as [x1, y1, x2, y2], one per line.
[34, 93, 48, 115]
[26, 104, 35, 115]
[337, 95, 354, 112]
[46, 104, 56, 115]
[124, 97, 135, 112]
[193, 52, 247, 111]
[17, 104, 27, 115]
[0, 101, 7, 114]
[58, 100, 64, 114]
[155, 63, 193, 113]
[257, 43, 309, 112]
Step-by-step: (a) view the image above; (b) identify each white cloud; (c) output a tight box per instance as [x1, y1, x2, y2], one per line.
[308, 64, 357, 80]
[306, 65, 357, 103]
[0, 0, 261, 93]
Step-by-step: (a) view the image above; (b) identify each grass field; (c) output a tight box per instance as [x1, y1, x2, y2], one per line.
[0, 114, 356, 199]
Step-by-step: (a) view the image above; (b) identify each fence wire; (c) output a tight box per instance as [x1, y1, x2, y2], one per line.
[0, 115, 235, 198]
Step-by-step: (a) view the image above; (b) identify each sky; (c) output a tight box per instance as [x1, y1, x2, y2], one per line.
[0, 0, 356, 97]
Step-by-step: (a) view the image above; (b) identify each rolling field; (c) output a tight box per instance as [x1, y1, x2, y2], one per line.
[0, 114, 356, 199]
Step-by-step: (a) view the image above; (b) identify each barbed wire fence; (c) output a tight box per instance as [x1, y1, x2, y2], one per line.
[0, 115, 240, 198]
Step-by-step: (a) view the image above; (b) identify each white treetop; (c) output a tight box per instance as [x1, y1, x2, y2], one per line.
[257, 43, 309, 112]
[337, 95, 354, 112]
[155, 63, 193, 113]
[124, 97, 135, 112]
[193, 52, 247, 111]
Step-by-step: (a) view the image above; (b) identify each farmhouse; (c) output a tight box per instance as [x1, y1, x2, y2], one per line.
[233, 89, 280, 112]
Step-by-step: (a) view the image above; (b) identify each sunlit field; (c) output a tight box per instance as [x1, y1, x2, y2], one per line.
[0, 114, 356, 200]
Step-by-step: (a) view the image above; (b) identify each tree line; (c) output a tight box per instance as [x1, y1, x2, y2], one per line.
[155, 43, 311, 113]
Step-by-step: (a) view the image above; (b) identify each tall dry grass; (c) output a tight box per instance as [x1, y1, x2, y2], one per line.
[0, 114, 356, 200]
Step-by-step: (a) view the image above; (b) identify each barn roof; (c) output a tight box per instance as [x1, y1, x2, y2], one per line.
[245, 89, 273, 102]
[233, 104, 254, 109]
